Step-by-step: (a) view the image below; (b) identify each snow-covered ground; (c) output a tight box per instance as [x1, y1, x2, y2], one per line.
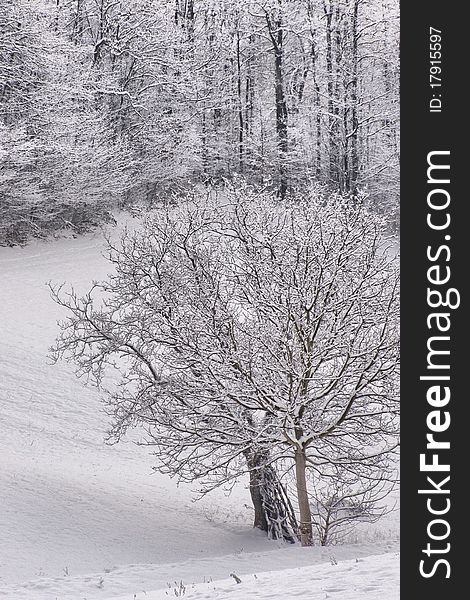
[0, 224, 399, 599]
[0, 549, 399, 600]
[113, 553, 399, 600]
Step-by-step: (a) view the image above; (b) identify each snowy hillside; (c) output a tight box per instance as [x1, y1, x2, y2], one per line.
[109, 553, 400, 600]
[0, 229, 265, 583]
[0, 228, 398, 598]
[0, 550, 399, 600]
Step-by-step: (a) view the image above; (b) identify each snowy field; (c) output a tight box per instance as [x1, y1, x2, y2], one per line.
[0, 551, 399, 600]
[0, 224, 399, 599]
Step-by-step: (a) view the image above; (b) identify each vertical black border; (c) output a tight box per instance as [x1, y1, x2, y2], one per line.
[401, 1, 466, 596]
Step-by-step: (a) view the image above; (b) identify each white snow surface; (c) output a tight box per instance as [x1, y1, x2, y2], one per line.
[0, 551, 399, 600]
[111, 553, 399, 600]
[0, 224, 399, 599]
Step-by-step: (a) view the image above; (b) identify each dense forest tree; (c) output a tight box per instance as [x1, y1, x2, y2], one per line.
[1, 0, 399, 244]
[51, 186, 399, 546]
[0, 0, 134, 244]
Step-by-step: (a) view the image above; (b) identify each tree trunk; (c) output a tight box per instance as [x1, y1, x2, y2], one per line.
[201, 110, 208, 179]
[247, 454, 268, 533]
[295, 448, 313, 546]
[349, 0, 360, 193]
[236, 26, 244, 173]
[55, 0, 60, 32]
[266, 10, 288, 199]
[175, 0, 194, 40]
[245, 35, 255, 165]
[323, 2, 338, 187]
[274, 29, 288, 200]
[334, 3, 346, 194]
[310, 38, 322, 178]
[245, 449, 297, 543]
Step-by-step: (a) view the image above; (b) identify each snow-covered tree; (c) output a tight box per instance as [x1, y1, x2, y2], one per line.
[0, 0, 135, 245]
[2, 0, 399, 244]
[51, 184, 399, 546]
[309, 463, 395, 546]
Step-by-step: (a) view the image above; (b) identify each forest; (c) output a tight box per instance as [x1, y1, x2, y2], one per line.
[1, 0, 399, 245]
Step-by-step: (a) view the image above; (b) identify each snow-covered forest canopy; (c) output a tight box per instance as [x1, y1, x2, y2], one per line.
[1, 0, 399, 245]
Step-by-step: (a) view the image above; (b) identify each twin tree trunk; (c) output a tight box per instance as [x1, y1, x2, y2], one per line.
[245, 448, 313, 546]
[245, 450, 297, 544]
